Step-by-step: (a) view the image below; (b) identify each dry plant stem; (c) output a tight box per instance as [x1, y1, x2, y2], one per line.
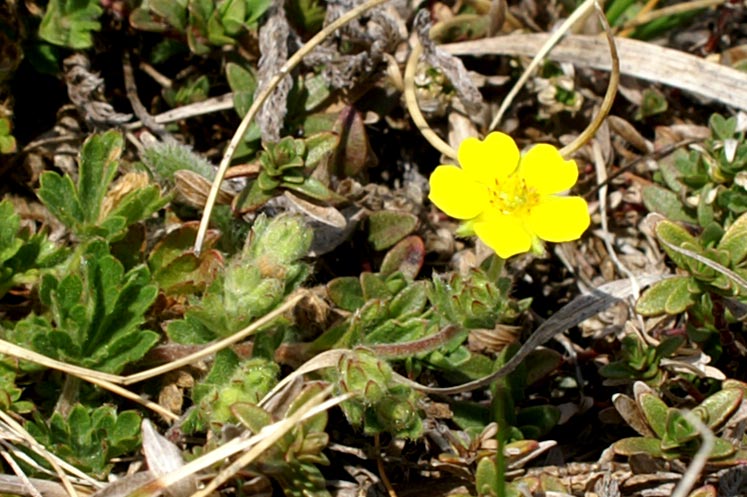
[403, 41, 457, 159]
[0, 448, 44, 497]
[671, 412, 714, 497]
[489, 0, 597, 131]
[125, 93, 235, 129]
[193, 0, 392, 254]
[0, 338, 176, 421]
[444, 34, 747, 110]
[0, 410, 92, 496]
[123, 52, 173, 143]
[560, 1, 619, 158]
[0, 474, 77, 497]
[620, 0, 726, 31]
[121, 292, 304, 385]
[591, 140, 638, 294]
[375, 434, 398, 497]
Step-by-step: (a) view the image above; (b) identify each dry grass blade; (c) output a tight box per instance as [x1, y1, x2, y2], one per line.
[444, 34, 747, 111]
[0, 410, 99, 495]
[0, 340, 176, 421]
[489, 0, 597, 131]
[671, 411, 715, 497]
[194, 0, 392, 254]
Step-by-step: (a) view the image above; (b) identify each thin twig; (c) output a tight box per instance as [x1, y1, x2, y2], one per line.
[121, 292, 304, 385]
[194, 0, 392, 254]
[559, 1, 620, 158]
[489, 0, 597, 131]
[403, 41, 457, 159]
[122, 52, 175, 143]
[0, 339, 176, 421]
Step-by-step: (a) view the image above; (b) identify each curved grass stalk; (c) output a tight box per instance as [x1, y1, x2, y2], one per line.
[194, 0, 392, 254]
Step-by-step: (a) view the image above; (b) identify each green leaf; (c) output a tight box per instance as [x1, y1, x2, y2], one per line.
[284, 177, 342, 203]
[368, 211, 418, 251]
[697, 388, 742, 430]
[245, 0, 272, 26]
[655, 219, 701, 270]
[719, 211, 747, 265]
[327, 277, 365, 311]
[642, 185, 696, 224]
[150, 0, 188, 30]
[226, 62, 257, 117]
[39, 0, 103, 49]
[38, 172, 83, 230]
[613, 437, 663, 458]
[636, 276, 696, 316]
[380, 236, 425, 279]
[710, 113, 737, 141]
[638, 392, 668, 438]
[662, 409, 698, 449]
[217, 0, 245, 35]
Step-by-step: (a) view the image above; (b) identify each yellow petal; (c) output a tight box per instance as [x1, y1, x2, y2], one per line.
[473, 211, 532, 258]
[429, 165, 488, 219]
[458, 132, 519, 185]
[527, 196, 590, 242]
[519, 144, 578, 194]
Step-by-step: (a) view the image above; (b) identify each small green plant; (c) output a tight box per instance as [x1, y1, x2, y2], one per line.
[612, 380, 747, 463]
[335, 348, 424, 438]
[39, 0, 102, 49]
[38, 131, 166, 243]
[9, 239, 159, 374]
[599, 334, 685, 386]
[0, 200, 67, 300]
[233, 135, 343, 213]
[635, 215, 747, 347]
[27, 404, 141, 478]
[129, 0, 272, 55]
[166, 213, 312, 342]
[231, 383, 331, 497]
[643, 113, 747, 230]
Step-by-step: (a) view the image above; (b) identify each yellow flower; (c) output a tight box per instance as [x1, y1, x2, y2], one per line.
[429, 132, 590, 258]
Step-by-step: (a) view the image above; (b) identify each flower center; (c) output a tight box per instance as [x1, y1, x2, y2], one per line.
[488, 174, 540, 216]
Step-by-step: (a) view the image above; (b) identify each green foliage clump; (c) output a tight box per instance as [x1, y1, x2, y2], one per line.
[0, 200, 67, 300]
[27, 404, 141, 478]
[644, 113, 747, 232]
[39, 0, 102, 49]
[129, 0, 272, 55]
[613, 380, 747, 464]
[9, 240, 159, 373]
[167, 213, 312, 342]
[38, 131, 166, 243]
